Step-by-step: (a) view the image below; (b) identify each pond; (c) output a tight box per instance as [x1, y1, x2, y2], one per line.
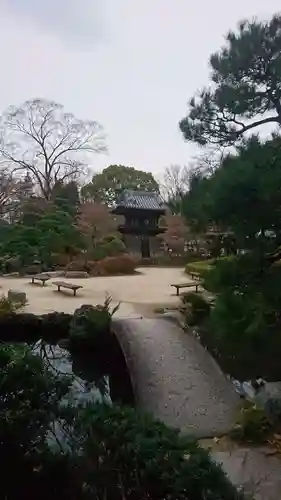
[34, 338, 135, 408]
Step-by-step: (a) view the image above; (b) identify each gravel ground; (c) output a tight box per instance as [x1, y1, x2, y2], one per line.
[0, 267, 189, 317]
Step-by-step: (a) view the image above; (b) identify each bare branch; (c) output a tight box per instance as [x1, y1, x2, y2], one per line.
[0, 98, 106, 200]
[162, 164, 190, 200]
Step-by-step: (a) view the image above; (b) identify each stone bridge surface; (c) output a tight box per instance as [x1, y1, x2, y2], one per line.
[113, 317, 239, 438]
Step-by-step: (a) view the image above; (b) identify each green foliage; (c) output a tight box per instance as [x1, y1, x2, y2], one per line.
[186, 259, 214, 276]
[69, 298, 119, 352]
[0, 345, 244, 500]
[181, 171, 213, 232]
[0, 300, 120, 348]
[0, 206, 84, 268]
[81, 164, 159, 205]
[0, 344, 70, 496]
[63, 403, 243, 500]
[180, 14, 281, 145]
[0, 311, 71, 344]
[231, 402, 271, 443]
[92, 235, 126, 261]
[51, 180, 80, 215]
[0, 344, 69, 447]
[36, 208, 84, 265]
[0, 293, 26, 315]
[204, 137, 281, 249]
[181, 292, 210, 326]
[40, 312, 73, 344]
[179, 138, 281, 381]
[0, 336, 243, 499]
[200, 255, 281, 380]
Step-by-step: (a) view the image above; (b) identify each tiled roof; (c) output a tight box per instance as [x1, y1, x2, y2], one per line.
[115, 190, 165, 211]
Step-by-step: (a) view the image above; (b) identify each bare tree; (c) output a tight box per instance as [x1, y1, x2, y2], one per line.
[0, 167, 27, 220]
[0, 99, 106, 200]
[191, 147, 225, 176]
[162, 164, 189, 200]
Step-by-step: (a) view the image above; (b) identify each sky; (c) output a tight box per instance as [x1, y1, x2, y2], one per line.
[1, 0, 281, 179]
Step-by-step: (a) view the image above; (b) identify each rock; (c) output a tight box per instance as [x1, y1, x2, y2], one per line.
[57, 338, 70, 349]
[64, 271, 89, 279]
[4, 272, 20, 277]
[8, 289, 27, 305]
[256, 382, 281, 424]
[264, 382, 281, 399]
[45, 271, 65, 277]
[23, 265, 42, 275]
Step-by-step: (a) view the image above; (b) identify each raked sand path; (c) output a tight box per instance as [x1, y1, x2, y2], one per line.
[0, 267, 189, 317]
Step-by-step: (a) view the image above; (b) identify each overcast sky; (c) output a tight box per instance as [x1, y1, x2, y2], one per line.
[1, 1, 280, 178]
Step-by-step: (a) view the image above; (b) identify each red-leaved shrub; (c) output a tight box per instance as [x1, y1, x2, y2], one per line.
[97, 255, 137, 276]
[66, 260, 87, 272]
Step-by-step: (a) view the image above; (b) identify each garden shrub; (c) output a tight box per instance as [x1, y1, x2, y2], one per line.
[0, 344, 244, 499]
[0, 311, 72, 344]
[69, 298, 119, 353]
[181, 292, 210, 326]
[23, 263, 43, 275]
[40, 312, 72, 344]
[51, 252, 70, 268]
[185, 257, 233, 277]
[97, 254, 137, 275]
[2, 256, 21, 273]
[138, 256, 190, 267]
[0, 299, 119, 348]
[0, 312, 71, 344]
[101, 235, 126, 256]
[0, 294, 27, 316]
[62, 403, 244, 500]
[0, 344, 71, 499]
[231, 402, 272, 443]
[185, 259, 214, 276]
[199, 255, 281, 381]
[66, 259, 87, 272]
[0, 313, 44, 343]
[84, 259, 97, 274]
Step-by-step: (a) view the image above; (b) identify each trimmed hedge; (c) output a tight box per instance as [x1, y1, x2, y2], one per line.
[185, 257, 235, 277]
[185, 259, 215, 276]
[0, 312, 72, 344]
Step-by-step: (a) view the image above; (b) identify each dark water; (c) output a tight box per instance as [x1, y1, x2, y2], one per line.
[35, 341, 134, 407]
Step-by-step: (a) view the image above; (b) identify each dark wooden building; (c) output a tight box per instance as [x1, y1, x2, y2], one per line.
[112, 190, 166, 258]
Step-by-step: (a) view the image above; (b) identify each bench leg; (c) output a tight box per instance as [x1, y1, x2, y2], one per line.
[176, 287, 179, 296]
[58, 286, 60, 292]
[73, 289, 77, 297]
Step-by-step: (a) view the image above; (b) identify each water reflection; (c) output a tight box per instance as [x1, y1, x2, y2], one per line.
[34, 341, 111, 406]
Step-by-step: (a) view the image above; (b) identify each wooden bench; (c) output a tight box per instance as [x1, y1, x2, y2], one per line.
[53, 281, 83, 297]
[171, 281, 202, 296]
[30, 274, 50, 286]
[190, 271, 201, 281]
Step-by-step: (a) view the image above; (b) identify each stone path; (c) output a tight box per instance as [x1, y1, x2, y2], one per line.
[212, 446, 281, 500]
[113, 317, 239, 437]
